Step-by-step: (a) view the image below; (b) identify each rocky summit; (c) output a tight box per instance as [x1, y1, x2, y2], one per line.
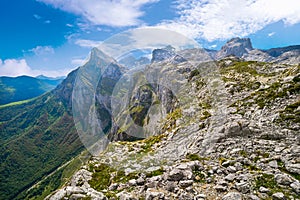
[45, 40, 300, 200]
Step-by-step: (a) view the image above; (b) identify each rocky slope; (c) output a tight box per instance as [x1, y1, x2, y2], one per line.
[47, 46, 300, 200]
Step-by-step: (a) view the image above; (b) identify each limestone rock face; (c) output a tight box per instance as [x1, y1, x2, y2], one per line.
[216, 37, 253, 58]
[46, 45, 300, 200]
[216, 38, 300, 65]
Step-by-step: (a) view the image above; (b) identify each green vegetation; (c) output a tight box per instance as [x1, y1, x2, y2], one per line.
[161, 108, 182, 131]
[253, 173, 297, 198]
[199, 100, 212, 109]
[193, 169, 206, 183]
[140, 134, 165, 153]
[278, 100, 300, 125]
[0, 70, 84, 200]
[89, 163, 113, 190]
[18, 153, 89, 200]
[220, 61, 259, 76]
[189, 69, 200, 81]
[186, 153, 209, 162]
[0, 75, 62, 105]
[218, 157, 228, 166]
[255, 150, 270, 158]
[192, 162, 211, 183]
[254, 173, 277, 191]
[113, 170, 138, 183]
[126, 83, 154, 126]
[145, 167, 164, 178]
[229, 76, 300, 112]
[0, 98, 33, 108]
[200, 110, 211, 120]
[277, 160, 300, 181]
[239, 150, 248, 157]
[88, 163, 139, 191]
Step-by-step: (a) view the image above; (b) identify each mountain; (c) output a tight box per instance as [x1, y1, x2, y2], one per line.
[151, 45, 177, 63]
[47, 46, 299, 200]
[216, 37, 253, 58]
[0, 70, 81, 200]
[36, 75, 66, 80]
[1, 40, 300, 200]
[216, 37, 300, 64]
[0, 75, 63, 105]
[118, 55, 150, 69]
[0, 48, 125, 199]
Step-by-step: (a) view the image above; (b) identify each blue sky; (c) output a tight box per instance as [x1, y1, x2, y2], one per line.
[0, 0, 300, 77]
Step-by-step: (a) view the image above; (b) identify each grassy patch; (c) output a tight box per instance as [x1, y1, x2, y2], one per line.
[200, 110, 211, 120]
[113, 170, 138, 183]
[277, 160, 300, 182]
[0, 98, 33, 109]
[161, 108, 182, 131]
[254, 173, 277, 191]
[256, 150, 270, 158]
[220, 61, 259, 76]
[88, 163, 113, 191]
[239, 150, 248, 157]
[145, 167, 164, 178]
[140, 134, 165, 153]
[186, 153, 209, 162]
[189, 69, 200, 81]
[193, 170, 206, 183]
[277, 100, 300, 125]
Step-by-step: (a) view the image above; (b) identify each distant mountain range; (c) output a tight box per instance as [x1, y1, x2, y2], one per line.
[213, 37, 300, 64]
[0, 38, 299, 199]
[116, 37, 300, 68]
[0, 75, 64, 105]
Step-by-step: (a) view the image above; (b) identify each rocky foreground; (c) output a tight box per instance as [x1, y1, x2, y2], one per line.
[47, 56, 299, 200]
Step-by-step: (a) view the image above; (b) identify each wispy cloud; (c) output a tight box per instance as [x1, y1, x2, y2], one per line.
[268, 32, 275, 37]
[29, 46, 55, 56]
[37, 0, 159, 27]
[158, 0, 300, 41]
[71, 58, 87, 66]
[33, 14, 42, 20]
[0, 59, 73, 77]
[75, 39, 102, 48]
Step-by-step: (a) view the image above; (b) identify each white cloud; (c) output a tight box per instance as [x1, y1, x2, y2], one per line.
[75, 39, 103, 48]
[33, 14, 42, 20]
[158, 0, 300, 41]
[209, 44, 217, 49]
[0, 58, 73, 77]
[71, 58, 88, 66]
[29, 46, 55, 56]
[97, 27, 200, 59]
[0, 59, 33, 77]
[37, 0, 159, 27]
[268, 32, 275, 37]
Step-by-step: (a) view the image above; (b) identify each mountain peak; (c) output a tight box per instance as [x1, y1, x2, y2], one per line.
[151, 45, 176, 63]
[90, 47, 108, 60]
[217, 37, 253, 58]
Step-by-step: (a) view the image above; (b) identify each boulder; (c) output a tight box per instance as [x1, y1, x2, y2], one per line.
[222, 192, 243, 200]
